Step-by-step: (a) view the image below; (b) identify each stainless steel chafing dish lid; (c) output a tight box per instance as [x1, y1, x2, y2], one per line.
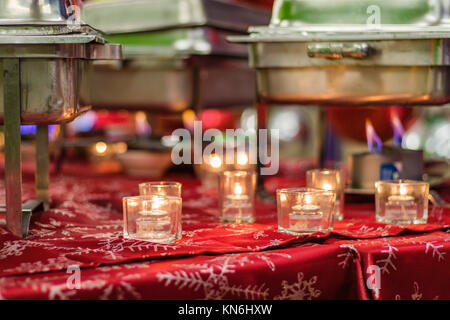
[81, 0, 270, 34]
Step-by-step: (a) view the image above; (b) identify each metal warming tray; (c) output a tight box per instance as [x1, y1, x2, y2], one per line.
[81, 0, 270, 112]
[0, 0, 121, 238]
[229, 0, 450, 106]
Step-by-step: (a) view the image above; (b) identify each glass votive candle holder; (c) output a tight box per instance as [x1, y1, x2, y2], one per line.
[375, 180, 429, 224]
[123, 195, 182, 244]
[139, 181, 182, 197]
[277, 188, 336, 235]
[306, 169, 345, 221]
[219, 170, 256, 223]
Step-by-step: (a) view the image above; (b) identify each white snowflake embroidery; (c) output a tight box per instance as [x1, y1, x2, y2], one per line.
[0, 240, 32, 259]
[157, 253, 290, 300]
[423, 241, 446, 262]
[395, 282, 430, 300]
[274, 272, 321, 300]
[4, 256, 78, 274]
[376, 244, 399, 274]
[337, 244, 357, 269]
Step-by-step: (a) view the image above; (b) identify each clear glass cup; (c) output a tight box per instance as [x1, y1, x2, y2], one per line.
[277, 187, 336, 235]
[218, 170, 257, 223]
[306, 169, 345, 221]
[375, 180, 429, 224]
[123, 195, 182, 243]
[139, 181, 181, 197]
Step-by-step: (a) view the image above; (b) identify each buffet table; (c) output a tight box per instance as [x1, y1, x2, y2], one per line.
[0, 163, 449, 300]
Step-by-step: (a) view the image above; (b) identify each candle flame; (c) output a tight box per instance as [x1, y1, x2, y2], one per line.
[365, 119, 382, 153]
[390, 109, 405, 147]
[95, 141, 108, 154]
[322, 182, 332, 191]
[237, 152, 249, 165]
[152, 196, 162, 210]
[304, 194, 312, 204]
[209, 155, 222, 169]
[399, 185, 407, 196]
[234, 183, 243, 196]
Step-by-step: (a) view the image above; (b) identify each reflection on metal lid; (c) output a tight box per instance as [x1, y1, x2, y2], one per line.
[0, 0, 82, 24]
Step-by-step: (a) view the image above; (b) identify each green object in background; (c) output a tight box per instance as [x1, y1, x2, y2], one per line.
[272, 0, 433, 25]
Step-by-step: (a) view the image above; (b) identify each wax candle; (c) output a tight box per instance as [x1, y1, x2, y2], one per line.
[306, 169, 345, 221]
[375, 180, 429, 224]
[219, 170, 256, 223]
[123, 195, 182, 243]
[277, 188, 335, 235]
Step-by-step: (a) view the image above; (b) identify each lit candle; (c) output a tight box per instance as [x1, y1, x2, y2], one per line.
[376, 180, 429, 225]
[209, 154, 222, 170]
[227, 182, 249, 202]
[385, 185, 416, 222]
[136, 196, 171, 239]
[289, 195, 323, 231]
[387, 185, 414, 203]
[219, 170, 256, 223]
[306, 169, 345, 221]
[237, 152, 249, 166]
[123, 195, 182, 243]
[277, 188, 335, 235]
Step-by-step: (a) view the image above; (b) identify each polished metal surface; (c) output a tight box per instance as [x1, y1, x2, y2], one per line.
[0, 0, 82, 24]
[81, 56, 255, 112]
[255, 65, 450, 106]
[0, 59, 84, 124]
[246, 38, 450, 105]
[111, 27, 248, 59]
[36, 125, 49, 209]
[229, 17, 450, 106]
[82, 0, 270, 34]
[81, 0, 262, 112]
[271, 0, 450, 27]
[3, 58, 23, 238]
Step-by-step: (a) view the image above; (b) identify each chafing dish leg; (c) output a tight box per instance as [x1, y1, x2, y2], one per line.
[3, 58, 25, 238]
[318, 107, 326, 168]
[35, 125, 49, 210]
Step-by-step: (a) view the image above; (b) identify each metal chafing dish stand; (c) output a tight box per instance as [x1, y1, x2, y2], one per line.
[0, 0, 121, 238]
[81, 0, 270, 112]
[229, 0, 450, 198]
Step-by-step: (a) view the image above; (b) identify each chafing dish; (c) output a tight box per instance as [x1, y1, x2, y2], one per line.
[230, 0, 450, 106]
[0, 0, 121, 238]
[82, 0, 270, 34]
[81, 0, 270, 112]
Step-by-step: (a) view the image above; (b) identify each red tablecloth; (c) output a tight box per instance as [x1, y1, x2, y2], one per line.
[0, 164, 449, 300]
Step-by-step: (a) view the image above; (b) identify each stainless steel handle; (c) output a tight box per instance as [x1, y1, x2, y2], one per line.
[307, 43, 371, 59]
